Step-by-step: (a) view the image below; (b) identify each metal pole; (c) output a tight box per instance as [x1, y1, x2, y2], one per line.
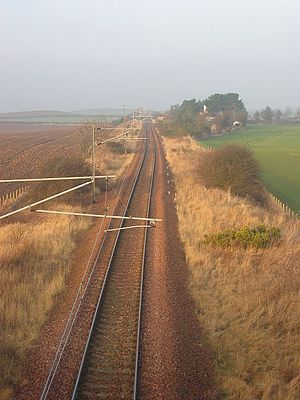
[122, 105, 126, 125]
[96, 131, 131, 145]
[132, 111, 135, 135]
[0, 175, 116, 183]
[122, 105, 127, 156]
[33, 209, 162, 223]
[92, 124, 96, 203]
[105, 225, 152, 233]
[0, 180, 92, 221]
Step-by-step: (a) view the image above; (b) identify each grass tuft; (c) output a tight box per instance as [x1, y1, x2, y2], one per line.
[204, 225, 281, 249]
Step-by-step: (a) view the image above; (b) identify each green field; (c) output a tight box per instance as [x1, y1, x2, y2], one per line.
[202, 124, 300, 212]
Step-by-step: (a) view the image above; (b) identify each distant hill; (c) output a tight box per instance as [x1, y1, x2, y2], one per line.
[0, 110, 72, 118]
[0, 108, 134, 120]
[0, 109, 125, 124]
[72, 108, 134, 116]
[0, 108, 135, 124]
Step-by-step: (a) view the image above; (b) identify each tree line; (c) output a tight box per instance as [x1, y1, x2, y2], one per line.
[160, 93, 248, 138]
[251, 106, 300, 123]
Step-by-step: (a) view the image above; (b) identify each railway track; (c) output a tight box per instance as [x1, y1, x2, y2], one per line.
[37, 121, 157, 400]
[71, 121, 156, 399]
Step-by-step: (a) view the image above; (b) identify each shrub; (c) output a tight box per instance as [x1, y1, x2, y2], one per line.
[106, 141, 126, 154]
[213, 111, 234, 134]
[158, 120, 188, 137]
[25, 157, 96, 204]
[198, 144, 262, 200]
[204, 225, 281, 249]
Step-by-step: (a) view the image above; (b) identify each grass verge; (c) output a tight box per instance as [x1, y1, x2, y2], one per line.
[163, 136, 300, 400]
[0, 124, 141, 399]
[0, 207, 90, 399]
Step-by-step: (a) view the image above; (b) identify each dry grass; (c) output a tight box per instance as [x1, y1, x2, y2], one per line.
[163, 136, 300, 400]
[0, 206, 90, 399]
[94, 135, 138, 177]
[0, 124, 141, 399]
[95, 143, 135, 177]
[88, 121, 142, 179]
[0, 123, 141, 399]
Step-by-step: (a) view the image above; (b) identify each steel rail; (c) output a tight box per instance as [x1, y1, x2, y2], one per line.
[39, 125, 147, 400]
[71, 121, 155, 400]
[39, 174, 130, 400]
[133, 122, 157, 400]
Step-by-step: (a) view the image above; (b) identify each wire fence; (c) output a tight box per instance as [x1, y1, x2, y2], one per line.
[268, 192, 298, 219]
[0, 185, 29, 208]
[198, 143, 213, 152]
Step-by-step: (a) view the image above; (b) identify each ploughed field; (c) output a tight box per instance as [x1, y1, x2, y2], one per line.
[202, 124, 300, 213]
[0, 123, 80, 196]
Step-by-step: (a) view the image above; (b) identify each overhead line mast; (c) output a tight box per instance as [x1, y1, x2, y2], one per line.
[92, 124, 96, 203]
[0, 118, 161, 231]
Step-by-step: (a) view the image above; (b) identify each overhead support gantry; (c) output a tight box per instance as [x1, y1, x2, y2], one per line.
[0, 119, 161, 231]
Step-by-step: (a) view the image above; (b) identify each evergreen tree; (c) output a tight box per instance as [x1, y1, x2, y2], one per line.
[260, 106, 274, 122]
[253, 110, 261, 122]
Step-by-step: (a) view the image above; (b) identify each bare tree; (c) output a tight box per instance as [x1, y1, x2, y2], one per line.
[77, 120, 101, 158]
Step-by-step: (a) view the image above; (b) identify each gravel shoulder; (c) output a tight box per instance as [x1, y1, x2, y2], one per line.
[138, 133, 220, 400]
[13, 150, 141, 400]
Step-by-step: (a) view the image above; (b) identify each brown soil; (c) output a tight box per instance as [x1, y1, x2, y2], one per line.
[0, 123, 80, 196]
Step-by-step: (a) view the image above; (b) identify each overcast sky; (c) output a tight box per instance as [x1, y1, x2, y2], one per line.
[1, 0, 299, 112]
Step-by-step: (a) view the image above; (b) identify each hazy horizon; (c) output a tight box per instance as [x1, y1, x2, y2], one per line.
[1, 0, 300, 113]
